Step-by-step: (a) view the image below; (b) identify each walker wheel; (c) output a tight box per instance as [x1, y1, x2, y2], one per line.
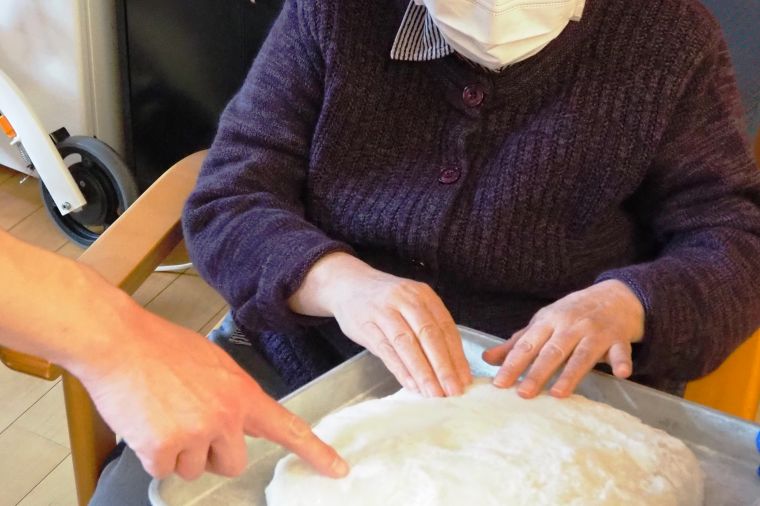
[41, 136, 138, 247]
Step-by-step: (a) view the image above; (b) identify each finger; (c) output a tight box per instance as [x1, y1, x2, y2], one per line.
[206, 433, 248, 477]
[493, 324, 553, 389]
[482, 329, 525, 365]
[550, 337, 607, 398]
[175, 444, 211, 481]
[400, 305, 463, 397]
[245, 396, 348, 479]
[606, 342, 633, 379]
[423, 295, 472, 387]
[364, 322, 419, 393]
[377, 312, 444, 398]
[518, 328, 584, 399]
[133, 443, 180, 479]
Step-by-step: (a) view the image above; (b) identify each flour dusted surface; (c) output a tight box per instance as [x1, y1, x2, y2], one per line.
[266, 379, 703, 505]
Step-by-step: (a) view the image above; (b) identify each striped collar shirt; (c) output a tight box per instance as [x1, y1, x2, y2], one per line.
[390, 2, 453, 62]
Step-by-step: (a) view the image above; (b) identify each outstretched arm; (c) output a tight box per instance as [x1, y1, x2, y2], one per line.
[0, 230, 348, 480]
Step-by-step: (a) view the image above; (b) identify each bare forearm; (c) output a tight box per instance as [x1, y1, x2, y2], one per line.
[0, 230, 135, 375]
[0, 232, 349, 480]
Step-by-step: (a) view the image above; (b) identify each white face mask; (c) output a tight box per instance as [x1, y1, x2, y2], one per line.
[414, 0, 586, 70]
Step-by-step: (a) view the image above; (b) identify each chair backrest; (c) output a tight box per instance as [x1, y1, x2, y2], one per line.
[700, 0, 760, 141]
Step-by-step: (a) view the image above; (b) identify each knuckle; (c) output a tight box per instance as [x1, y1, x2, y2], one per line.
[143, 457, 171, 479]
[360, 320, 381, 336]
[287, 413, 311, 440]
[416, 322, 440, 340]
[152, 437, 179, 457]
[375, 339, 396, 358]
[533, 307, 551, 322]
[514, 339, 535, 354]
[572, 343, 597, 363]
[213, 411, 238, 434]
[576, 317, 601, 334]
[396, 280, 421, 295]
[183, 423, 211, 442]
[440, 319, 459, 335]
[399, 281, 432, 302]
[540, 341, 566, 361]
[390, 330, 415, 348]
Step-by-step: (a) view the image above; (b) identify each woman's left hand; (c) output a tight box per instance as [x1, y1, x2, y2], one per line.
[482, 280, 645, 399]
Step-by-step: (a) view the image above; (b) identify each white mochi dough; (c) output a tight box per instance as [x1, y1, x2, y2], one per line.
[266, 379, 704, 506]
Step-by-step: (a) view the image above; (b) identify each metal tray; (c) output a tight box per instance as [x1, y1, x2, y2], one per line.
[150, 327, 760, 505]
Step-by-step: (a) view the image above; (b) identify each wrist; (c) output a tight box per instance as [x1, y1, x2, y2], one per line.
[55, 268, 144, 380]
[289, 252, 373, 317]
[600, 279, 645, 343]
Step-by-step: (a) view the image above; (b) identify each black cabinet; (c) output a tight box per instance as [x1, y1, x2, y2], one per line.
[117, 0, 283, 190]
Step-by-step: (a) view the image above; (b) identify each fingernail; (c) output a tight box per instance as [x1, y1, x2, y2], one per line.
[493, 376, 508, 388]
[332, 457, 349, 477]
[444, 379, 463, 397]
[551, 380, 569, 396]
[518, 379, 536, 397]
[425, 382, 442, 398]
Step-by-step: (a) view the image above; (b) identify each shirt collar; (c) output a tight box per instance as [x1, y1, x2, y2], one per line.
[390, 2, 452, 62]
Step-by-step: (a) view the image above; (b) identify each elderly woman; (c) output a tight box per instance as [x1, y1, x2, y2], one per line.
[183, 0, 760, 400]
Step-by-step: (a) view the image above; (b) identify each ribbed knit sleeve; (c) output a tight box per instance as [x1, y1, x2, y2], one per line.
[182, 0, 351, 333]
[597, 34, 760, 381]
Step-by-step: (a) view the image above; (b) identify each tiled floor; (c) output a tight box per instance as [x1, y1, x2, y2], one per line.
[0, 165, 228, 505]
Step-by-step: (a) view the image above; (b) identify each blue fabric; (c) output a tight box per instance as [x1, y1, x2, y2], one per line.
[701, 0, 760, 139]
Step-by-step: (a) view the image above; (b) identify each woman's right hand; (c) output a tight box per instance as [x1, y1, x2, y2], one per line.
[289, 253, 472, 397]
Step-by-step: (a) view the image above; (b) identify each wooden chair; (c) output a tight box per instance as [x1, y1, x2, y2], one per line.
[0, 131, 758, 506]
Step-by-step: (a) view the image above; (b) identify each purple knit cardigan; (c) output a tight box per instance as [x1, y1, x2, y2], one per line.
[183, 0, 760, 392]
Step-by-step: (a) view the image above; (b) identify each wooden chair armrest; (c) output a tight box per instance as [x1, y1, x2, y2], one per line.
[78, 150, 206, 294]
[0, 347, 62, 380]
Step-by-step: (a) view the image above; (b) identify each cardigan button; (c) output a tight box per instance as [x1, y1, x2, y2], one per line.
[438, 167, 461, 184]
[462, 84, 485, 107]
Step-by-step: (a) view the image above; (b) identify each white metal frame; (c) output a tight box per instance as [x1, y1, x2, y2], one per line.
[0, 68, 86, 215]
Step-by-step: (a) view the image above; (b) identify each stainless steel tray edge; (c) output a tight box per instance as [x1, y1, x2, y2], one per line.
[150, 326, 760, 506]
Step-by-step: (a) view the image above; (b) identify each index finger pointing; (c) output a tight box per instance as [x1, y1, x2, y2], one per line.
[244, 395, 349, 479]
